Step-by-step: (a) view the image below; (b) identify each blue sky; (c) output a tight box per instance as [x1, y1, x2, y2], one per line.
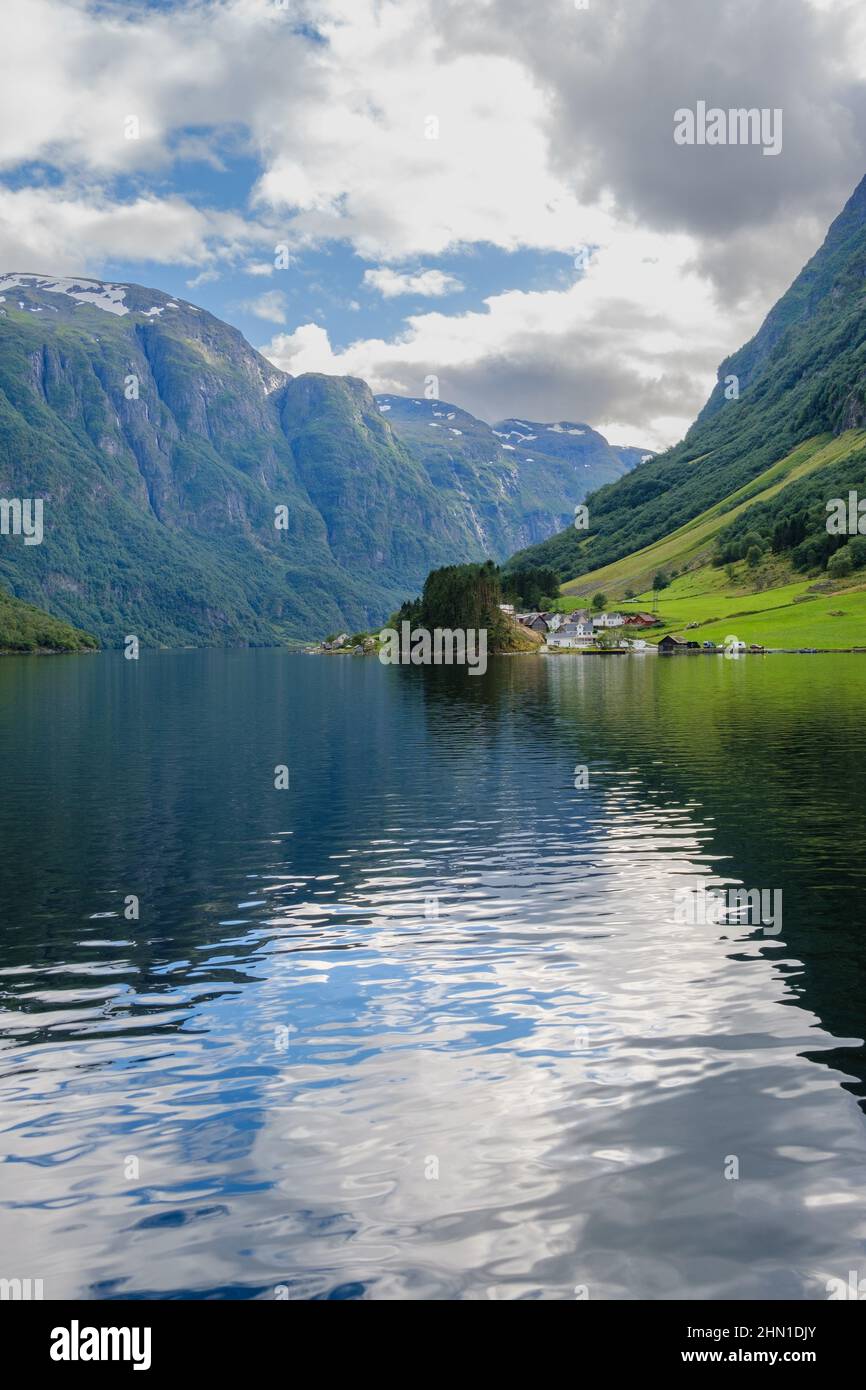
[2, 0, 866, 446]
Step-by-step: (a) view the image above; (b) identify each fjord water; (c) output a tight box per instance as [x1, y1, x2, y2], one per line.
[1, 651, 865, 1301]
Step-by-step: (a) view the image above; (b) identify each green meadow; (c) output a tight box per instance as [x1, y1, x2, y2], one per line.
[556, 563, 866, 648]
[550, 431, 866, 649]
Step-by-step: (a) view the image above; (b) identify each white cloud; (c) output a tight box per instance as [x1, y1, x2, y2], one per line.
[363, 268, 465, 298]
[186, 269, 221, 288]
[241, 289, 287, 323]
[0, 1, 639, 264]
[0, 185, 270, 276]
[0, 0, 316, 176]
[5, 1, 864, 272]
[4, 0, 866, 436]
[261, 218, 762, 448]
[250, 33, 587, 262]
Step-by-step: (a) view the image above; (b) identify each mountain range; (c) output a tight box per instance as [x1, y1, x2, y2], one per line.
[10, 153, 866, 661]
[0, 273, 644, 647]
[377, 394, 646, 551]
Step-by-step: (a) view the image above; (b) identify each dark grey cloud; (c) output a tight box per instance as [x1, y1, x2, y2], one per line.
[365, 330, 715, 443]
[264, 0, 866, 441]
[433, 0, 866, 301]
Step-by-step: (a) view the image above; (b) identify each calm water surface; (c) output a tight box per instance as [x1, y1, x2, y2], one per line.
[1, 650, 865, 1299]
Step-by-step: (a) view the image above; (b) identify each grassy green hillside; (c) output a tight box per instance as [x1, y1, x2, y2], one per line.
[0, 586, 98, 652]
[557, 567, 866, 649]
[558, 431, 862, 597]
[506, 174, 866, 598]
[552, 430, 866, 649]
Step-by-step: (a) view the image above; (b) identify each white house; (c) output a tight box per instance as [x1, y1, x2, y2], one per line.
[592, 612, 625, 628]
[547, 616, 595, 648]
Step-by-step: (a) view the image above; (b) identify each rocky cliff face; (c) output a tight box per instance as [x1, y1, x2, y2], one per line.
[378, 395, 646, 551]
[0, 276, 489, 644]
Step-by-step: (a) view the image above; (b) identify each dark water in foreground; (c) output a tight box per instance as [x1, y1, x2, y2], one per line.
[1, 650, 865, 1300]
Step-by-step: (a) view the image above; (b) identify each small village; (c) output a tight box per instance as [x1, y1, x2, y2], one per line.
[503, 606, 767, 653]
[317, 610, 771, 656]
[505, 604, 656, 650]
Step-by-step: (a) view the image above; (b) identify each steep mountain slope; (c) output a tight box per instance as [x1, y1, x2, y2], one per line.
[378, 394, 647, 550]
[0, 274, 649, 647]
[0, 584, 98, 652]
[0, 274, 513, 646]
[557, 432, 862, 598]
[507, 173, 866, 587]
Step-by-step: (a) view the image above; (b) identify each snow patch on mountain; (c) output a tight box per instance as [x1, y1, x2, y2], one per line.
[0, 274, 130, 316]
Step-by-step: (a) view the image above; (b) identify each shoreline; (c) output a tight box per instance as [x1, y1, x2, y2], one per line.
[312, 643, 866, 658]
[543, 645, 866, 655]
[5, 642, 862, 659]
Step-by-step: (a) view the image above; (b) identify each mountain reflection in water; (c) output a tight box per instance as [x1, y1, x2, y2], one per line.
[0, 650, 864, 1299]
